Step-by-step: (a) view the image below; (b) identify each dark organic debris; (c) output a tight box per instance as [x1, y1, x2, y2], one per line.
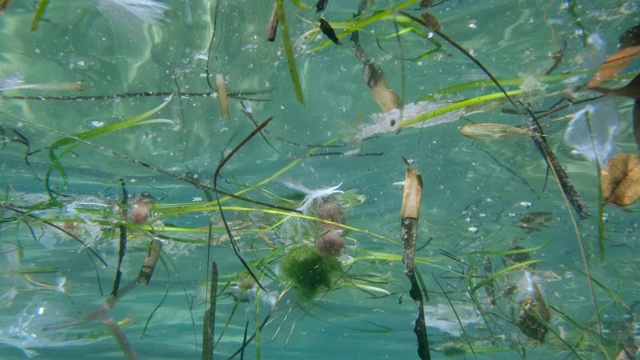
[515, 212, 553, 232]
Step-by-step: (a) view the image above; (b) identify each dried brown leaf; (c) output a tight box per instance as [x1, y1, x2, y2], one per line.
[587, 45, 640, 88]
[601, 153, 640, 206]
[633, 100, 640, 149]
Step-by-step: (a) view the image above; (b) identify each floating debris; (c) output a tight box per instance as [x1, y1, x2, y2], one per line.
[355, 101, 465, 140]
[460, 123, 533, 140]
[215, 73, 230, 119]
[319, 18, 340, 45]
[515, 212, 553, 232]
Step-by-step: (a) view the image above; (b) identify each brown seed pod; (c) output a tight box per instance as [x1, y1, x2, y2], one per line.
[128, 194, 155, 224]
[315, 231, 345, 258]
[317, 195, 346, 231]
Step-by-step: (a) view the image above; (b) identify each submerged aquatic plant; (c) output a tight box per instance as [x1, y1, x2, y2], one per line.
[280, 245, 342, 300]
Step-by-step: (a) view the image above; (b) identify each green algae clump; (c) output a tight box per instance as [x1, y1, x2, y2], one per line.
[281, 245, 342, 300]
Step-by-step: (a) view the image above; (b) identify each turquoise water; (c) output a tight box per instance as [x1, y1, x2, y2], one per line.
[1, 0, 639, 359]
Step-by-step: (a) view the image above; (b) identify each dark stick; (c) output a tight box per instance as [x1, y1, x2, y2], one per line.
[400, 157, 431, 360]
[202, 261, 218, 360]
[240, 321, 249, 360]
[111, 179, 129, 297]
[137, 240, 162, 286]
[266, 2, 279, 42]
[213, 117, 275, 292]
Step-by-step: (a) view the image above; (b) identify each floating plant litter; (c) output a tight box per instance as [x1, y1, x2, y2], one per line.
[1, 1, 640, 359]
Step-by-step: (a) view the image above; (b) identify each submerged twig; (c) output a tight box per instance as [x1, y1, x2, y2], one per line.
[266, 1, 279, 42]
[213, 117, 276, 292]
[400, 157, 430, 360]
[202, 261, 218, 360]
[215, 73, 230, 119]
[137, 239, 163, 286]
[111, 179, 129, 297]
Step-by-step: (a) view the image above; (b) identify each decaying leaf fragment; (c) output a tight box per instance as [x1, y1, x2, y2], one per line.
[588, 24, 640, 88]
[351, 31, 400, 113]
[601, 153, 640, 206]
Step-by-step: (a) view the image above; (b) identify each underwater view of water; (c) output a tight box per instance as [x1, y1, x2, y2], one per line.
[1, 0, 640, 359]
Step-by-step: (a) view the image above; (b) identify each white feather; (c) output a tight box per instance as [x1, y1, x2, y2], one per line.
[96, 0, 169, 26]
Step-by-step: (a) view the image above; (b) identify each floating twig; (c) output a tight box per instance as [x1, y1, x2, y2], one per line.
[137, 239, 163, 286]
[215, 73, 230, 119]
[111, 179, 129, 297]
[202, 261, 218, 360]
[213, 117, 276, 292]
[266, 2, 279, 42]
[400, 157, 430, 360]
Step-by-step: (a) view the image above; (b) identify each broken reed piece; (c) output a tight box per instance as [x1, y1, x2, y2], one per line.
[459, 123, 532, 140]
[136, 239, 163, 286]
[266, 1, 279, 42]
[202, 261, 218, 360]
[401, 157, 422, 279]
[215, 73, 229, 119]
[400, 157, 431, 360]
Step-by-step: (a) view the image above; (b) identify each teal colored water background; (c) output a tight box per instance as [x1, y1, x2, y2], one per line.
[1, 0, 640, 359]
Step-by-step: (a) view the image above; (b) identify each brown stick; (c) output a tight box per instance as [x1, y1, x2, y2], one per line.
[215, 73, 229, 119]
[202, 261, 218, 360]
[266, 2, 279, 42]
[400, 157, 430, 360]
[137, 240, 163, 286]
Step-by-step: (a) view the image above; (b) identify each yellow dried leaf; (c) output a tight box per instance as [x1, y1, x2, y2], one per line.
[601, 154, 640, 206]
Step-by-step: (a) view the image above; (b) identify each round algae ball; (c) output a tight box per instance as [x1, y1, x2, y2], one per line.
[281, 245, 342, 299]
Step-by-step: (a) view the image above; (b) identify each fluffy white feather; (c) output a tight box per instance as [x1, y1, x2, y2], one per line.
[96, 0, 169, 25]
